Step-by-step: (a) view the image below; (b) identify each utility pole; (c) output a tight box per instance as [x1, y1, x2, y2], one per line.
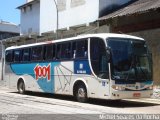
[53, 0, 58, 39]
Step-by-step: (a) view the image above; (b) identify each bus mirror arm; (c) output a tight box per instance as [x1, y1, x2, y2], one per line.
[149, 52, 153, 64]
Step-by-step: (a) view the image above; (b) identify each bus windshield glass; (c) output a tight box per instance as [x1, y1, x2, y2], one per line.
[107, 38, 152, 82]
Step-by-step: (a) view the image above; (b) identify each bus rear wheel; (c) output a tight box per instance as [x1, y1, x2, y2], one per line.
[18, 81, 25, 94]
[76, 84, 88, 103]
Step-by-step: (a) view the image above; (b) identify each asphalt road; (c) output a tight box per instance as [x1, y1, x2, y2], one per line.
[0, 87, 160, 120]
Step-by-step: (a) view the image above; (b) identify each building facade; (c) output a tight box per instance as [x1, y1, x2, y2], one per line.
[18, 0, 133, 35]
[0, 20, 20, 80]
[0, 20, 19, 40]
[0, 20, 20, 59]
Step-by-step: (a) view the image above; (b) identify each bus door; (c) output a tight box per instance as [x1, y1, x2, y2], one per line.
[90, 38, 110, 97]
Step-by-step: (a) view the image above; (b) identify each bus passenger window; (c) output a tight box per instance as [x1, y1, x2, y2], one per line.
[61, 42, 71, 59]
[31, 46, 43, 61]
[5, 50, 13, 62]
[53, 45, 56, 59]
[56, 44, 61, 59]
[22, 48, 30, 62]
[45, 44, 53, 60]
[76, 40, 88, 59]
[14, 50, 21, 62]
[72, 42, 76, 59]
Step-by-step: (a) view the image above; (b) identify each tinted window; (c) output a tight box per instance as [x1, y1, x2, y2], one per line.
[56, 44, 61, 59]
[72, 41, 76, 59]
[71, 40, 88, 59]
[56, 42, 71, 60]
[108, 38, 152, 81]
[22, 48, 30, 62]
[5, 50, 13, 62]
[53, 44, 56, 59]
[76, 40, 88, 58]
[61, 42, 71, 59]
[45, 44, 54, 60]
[31, 46, 43, 61]
[90, 38, 109, 79]
[14, 50, 21, 62]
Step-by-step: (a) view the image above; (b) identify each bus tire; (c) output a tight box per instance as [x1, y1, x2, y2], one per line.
[17, 80, 25, 94]
[75, 84, 88, 103]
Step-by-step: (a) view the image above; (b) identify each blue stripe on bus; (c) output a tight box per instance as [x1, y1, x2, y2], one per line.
[10, 60, 91, 93]
[11, 62, 60, 93]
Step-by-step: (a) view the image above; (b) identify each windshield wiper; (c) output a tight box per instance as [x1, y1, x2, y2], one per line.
[136, 55, 148, 81]
[125, 54, 135, 81]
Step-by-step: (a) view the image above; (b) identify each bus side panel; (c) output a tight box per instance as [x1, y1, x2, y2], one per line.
[9, 62, 60, 93]
[6, 60, 111, 100]
[84, 77, 110, 99]
[54, 61, 73, 95]
[8, 63, 44, 92]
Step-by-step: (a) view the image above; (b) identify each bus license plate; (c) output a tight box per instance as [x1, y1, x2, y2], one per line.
[133, 93, 141, 97]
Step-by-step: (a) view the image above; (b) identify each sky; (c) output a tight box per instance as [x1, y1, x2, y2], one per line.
[0, 0, 25, 25]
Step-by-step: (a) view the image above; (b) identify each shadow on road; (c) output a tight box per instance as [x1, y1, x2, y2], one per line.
[12, 91, 159, 108]
[87, 99, 158, 108]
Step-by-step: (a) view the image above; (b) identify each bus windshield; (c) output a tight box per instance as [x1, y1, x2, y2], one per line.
[107, 38, 152, 82]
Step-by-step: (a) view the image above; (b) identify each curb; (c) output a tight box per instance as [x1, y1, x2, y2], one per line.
[124, 98, 160, 104]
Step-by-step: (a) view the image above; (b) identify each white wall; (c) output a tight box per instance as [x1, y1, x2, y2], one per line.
[40, 0, 99, 34]
[40, 0, 57, 34]
[20, 1, 40, 35]
[59, 0, 99, 29]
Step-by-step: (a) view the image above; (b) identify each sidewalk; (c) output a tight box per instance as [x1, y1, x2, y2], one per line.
[125, 98, 160, 104]
[0, 80, 17, 92]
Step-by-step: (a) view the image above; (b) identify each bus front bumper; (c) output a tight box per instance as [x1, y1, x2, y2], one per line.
[110, 90, 153, 100]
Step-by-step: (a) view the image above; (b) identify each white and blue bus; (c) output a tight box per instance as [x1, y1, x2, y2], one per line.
[5, 33, 153, 102]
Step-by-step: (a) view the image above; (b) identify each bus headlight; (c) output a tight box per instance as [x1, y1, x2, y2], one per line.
[112, 85, 125, 91]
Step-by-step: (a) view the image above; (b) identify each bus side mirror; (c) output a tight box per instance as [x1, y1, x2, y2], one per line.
[106, 47, 111, 62]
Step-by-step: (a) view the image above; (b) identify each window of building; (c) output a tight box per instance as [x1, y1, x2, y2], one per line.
[71, 0, 86, 8]
[57, 0, 66, 11]
[28, 4, 32, 11]
[28, 28, 33, 34]
[22, 7, 26, 13]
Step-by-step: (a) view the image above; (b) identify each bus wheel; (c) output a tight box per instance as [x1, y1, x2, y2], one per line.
[76, 84, 88, 103]
[18, 81, 25, 94]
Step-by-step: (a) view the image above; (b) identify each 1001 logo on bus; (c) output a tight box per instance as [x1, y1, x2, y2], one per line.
[34, 64, 51, 81]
